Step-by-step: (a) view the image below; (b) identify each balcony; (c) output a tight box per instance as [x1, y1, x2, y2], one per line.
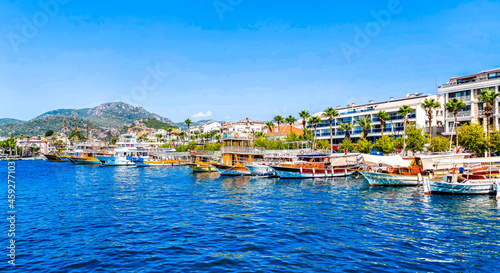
[478, 109, 484, 115]
[457, 110, 471, 117]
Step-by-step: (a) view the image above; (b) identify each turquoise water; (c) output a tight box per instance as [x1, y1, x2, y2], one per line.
[2, 161, 500, 272]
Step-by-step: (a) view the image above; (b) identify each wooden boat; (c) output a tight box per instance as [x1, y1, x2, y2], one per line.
[272, 153, 359, 179]
[211, 133, 264, 176]
[43, 153, 63, 162]
[423, 157, 500, 195]
[69, 153, 102, 165]
[186, 151, 219, 172]
[133, 152, 189, 167]
[360, 154, 422, 186]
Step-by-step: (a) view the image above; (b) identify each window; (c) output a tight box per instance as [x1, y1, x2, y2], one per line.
[457, 77, 475, 84]
[488, 72, 500, 79]
[449, 90, 471, 98]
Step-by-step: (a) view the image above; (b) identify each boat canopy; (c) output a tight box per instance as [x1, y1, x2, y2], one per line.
[439, 157, 500, 164]
[362, 154, 411, 168]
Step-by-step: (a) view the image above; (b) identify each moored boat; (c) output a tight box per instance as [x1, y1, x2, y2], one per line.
[422, 157, 500, 195]
[186, 150, 219, 172]
[273, 153, 359, 179]
[360, 154, 422, 186]
[211, 133, 264, 176]
[43, 153, 63, 162]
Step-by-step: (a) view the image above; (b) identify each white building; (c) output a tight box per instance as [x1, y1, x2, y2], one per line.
[310, 93, 444, 147]
[221, 119, 265, 134]
[438, 68, 500, 135]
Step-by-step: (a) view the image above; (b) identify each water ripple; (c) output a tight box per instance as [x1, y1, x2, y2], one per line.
[1, 161, 499, 272]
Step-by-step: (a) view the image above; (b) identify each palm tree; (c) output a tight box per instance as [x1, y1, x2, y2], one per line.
[299, 110, 311, 134]
[477, 88, 498, 138]
[273, 115, 284, 135]
[397, 105, 415, 154]
[322, 107, 340, 153]
[445, 98, 466, 148]
[266, 121, 275, 135]
[376, 111, 390, 136]
[308, 116, 322, 148]
[398, 105, 415, 130]
[155, 133, 163, 142]
[339, 122, 353, 140]
[184, 118, 192, 138]
[356, 116, 372, 139]
[421, 98, 442, 138]
[285, 115, 297, 134]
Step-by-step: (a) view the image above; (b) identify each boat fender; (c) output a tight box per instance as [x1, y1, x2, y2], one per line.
[300, 166, 303, 173]
[387, 165, 394, 173]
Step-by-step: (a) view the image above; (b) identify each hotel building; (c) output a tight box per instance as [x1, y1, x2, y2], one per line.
[438, 68, 500, 135]
[310, 93, 444, 148]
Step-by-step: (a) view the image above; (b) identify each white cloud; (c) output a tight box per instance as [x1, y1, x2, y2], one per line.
[192, 110, 213, 118]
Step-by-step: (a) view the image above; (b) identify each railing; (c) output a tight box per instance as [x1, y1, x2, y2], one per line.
[457, 110, 471, 117]
[222, 146, 265, 154]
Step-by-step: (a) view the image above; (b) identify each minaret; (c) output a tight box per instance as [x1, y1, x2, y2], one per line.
[63, 117, 68, 135]
[73, 109, 78, 131]
[87, 120, 91, 142]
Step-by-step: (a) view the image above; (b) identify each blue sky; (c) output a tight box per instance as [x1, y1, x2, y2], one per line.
[1, 0, 499, 122]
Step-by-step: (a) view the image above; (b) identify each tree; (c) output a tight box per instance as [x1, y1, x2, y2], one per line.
[184, 119, 192, 138]
[477, 88, 498, 156]
[445, 98, 466, 148]
[285, 115, 297, 134]
[338, 139, 355, 153]
[339, 122, 353, 140]
[458, 123, 488, 156]
[322, 107, 340, 153]
[374, 135, 397, 154]
[405, 126, 428, 153]
[266, 121, 275, 134]
[398, 105, 415, 154]
[376, 111, 390, 136]
[308, 116, 322, 147]
[356, 116, 372, 139]
[155, 133, 163, 142]
[45, 129, 54, 137]
[273, 115, 284, 134]
[355, 138, 374, 154]
[299, 110, 311, 133]
[428, 136, 451, 152]
[489, 128, 500, 154]
[110, 136, 119, 145]
[421, 98, 441, 138]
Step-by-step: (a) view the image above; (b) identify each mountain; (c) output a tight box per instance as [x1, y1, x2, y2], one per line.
[0, 102, 173, 137]
[174, 119, 222, 130]
[0, 118, 23, 125]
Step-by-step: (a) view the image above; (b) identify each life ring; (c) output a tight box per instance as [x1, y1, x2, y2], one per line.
[248, 133, 253, 139]
[300, 150, 305, 155]
[387, 165, 394, 173]
[367, 166, 372, 172]
[190, 151, 196, 156]
[234, 133, 239, 138]
[321, 149, 326, 154]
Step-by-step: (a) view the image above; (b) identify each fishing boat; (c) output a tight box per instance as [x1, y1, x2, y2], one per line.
[133, 151, 189, 167]
[69, 152, 102, 165]
[43, 153, 63, 162]
[272, 152, 359, 179]
[360, 154, 422, 186]
[186, 150, 219, 172]
[211, 133, 264, 176]
[422, 157, 500, 195]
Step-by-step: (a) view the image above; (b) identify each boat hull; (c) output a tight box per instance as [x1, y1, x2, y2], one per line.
[43, 154, 63, 162]
[186, 163, 217, 172]
[422, 177, 496, 195]
[211, 164, 251, 176]
[360, 171, 421, 186]
[244, 165, 278, 178]
[95, 156, 135, 166]
[134, 160, 183, 167]
[273, 166, 356, 179]
[71, 157, 102, 165]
